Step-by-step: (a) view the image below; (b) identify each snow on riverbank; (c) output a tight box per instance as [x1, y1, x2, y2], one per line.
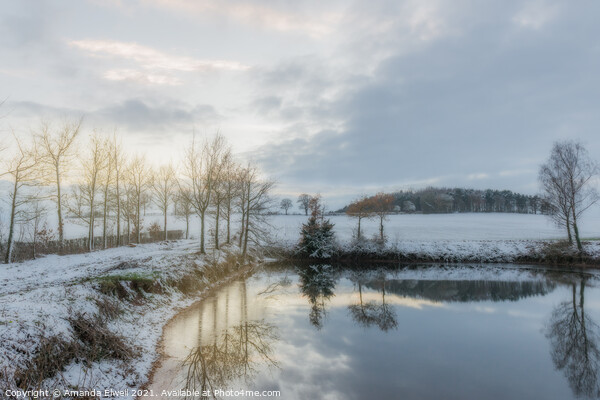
[0, 240, 243, 396]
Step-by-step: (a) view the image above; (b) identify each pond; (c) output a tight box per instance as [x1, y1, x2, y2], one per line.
[146, 263, 600, 400]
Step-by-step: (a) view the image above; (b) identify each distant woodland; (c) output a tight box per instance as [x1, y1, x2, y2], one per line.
[337, 187, 549, 214]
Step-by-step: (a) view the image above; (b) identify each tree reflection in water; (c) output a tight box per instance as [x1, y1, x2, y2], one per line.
[348, 271, 398, 332]
[546, 277, 600, 399]
[298, 265, 336, 329]
[182, 320, 279, 399]
[181, 278, 279, 399]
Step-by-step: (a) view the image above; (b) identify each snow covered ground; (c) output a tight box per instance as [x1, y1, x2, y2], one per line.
[269, 212, 600, 246]
[33, 210, 600, 245]
[0, 240, 242, 396]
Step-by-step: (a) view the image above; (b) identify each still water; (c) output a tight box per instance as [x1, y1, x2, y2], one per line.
[147, 263, 600, 400]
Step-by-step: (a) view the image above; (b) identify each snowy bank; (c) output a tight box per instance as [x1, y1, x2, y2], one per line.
[0, 240, 254, 397]
[276, 238, 600, 265]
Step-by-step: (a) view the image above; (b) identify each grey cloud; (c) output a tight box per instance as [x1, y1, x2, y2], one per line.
[8, 98, 220, 136]
[250, 1, 600, 195]
[252, 96, 283, 115]
[96, 99, 222, 134]
[0, 2, 50, 48]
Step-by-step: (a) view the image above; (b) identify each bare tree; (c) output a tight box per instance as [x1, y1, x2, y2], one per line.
[371, 193, 395, 242]
[110, 133, 126, 246]
[540, 141, 599, 252]
[2, 133, 40, 263]
[238, 165, 274, 260]
[25, 199, 48, 260]
[220, 164, 239, 245]
[280, 198, 292, 215]
[100, 139, 114, 249]
[182, 133, 228, 254]
[151, 163, 177, 240]
[211, 148, 233, 250]
[175, 187, 194, 240]
[69, 133, 106, 251]
[121, 175, 136, 244]
[35, 119, 81, 244]
[346, 196, 373, 240]
[297, 194, 311, 216]
[127, 155, 152, 244]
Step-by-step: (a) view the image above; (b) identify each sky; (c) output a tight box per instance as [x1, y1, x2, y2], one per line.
[1, 0, 600, 210]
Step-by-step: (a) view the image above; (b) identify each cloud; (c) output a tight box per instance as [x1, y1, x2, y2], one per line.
[468, 173, 490, 181]
[103, 69, 181, 85]
[246, 1, 600, 196]
[140, 0, 342, 38]
[512, 1, 560, 30]
[0, 2, 51, 49]
[97, 99, 221, 132]
[8, 98, 220, 135]
[70, 39, 249, 85]
[252, 96, 283, 116]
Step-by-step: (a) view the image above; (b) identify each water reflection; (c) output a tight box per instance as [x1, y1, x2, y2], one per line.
[366, 279, 556, 302]
[148, 264, 600, 400]
[347, 271, 398, 331]
[298, 265, 336, 329]
[182, 320, 279, 399]
[546, 277, 600, 399]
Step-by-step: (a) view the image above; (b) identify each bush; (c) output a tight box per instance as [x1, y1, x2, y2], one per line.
[14, 335, 78, 389]
[67, 312, 135, 362]
[96, 273, 162, 300]
[148, 222, 162, 240]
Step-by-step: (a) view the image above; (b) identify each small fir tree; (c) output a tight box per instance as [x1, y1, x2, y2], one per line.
[299, 196, 335, 258]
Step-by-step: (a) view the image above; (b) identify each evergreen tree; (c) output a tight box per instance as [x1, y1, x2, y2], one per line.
[299, 196, 335, 258]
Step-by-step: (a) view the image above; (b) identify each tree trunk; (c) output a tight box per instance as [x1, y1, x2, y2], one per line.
[127, 215, 131, 245]
[570, 204, 583, 252]
[242, 189, 251, 259]
[137, 196, 141, 243]
[200, 210, 206, 254]
[56, 165, 64, 246]
[185, 215, 189, 239]
[226, 201, 231, 244]
[164, 209, 168, 241]
[215, 202, 220, 250]
[573, 220, 583, 252]
[566, 212, 573, 244]
[5, 179, 18, 264]
[238, 209, 245, 248]
[89, 191, 95, 252]
[116, 178, 121, 246]
[379, 215, 384, 241]
[32, 233, 36, 260]
[102, 190, 108, 249]
[357, 217, 362, 240]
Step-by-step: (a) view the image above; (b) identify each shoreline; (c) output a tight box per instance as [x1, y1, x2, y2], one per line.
[140, 263, 258, 393]
[270, 238, 600, 268]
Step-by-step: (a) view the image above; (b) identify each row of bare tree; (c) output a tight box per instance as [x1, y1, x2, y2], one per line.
[0, 120, 273, 263]
[345, 193, 396, 241]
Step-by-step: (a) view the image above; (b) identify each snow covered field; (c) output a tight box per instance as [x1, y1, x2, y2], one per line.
[269, 212, 600, 246]
[49, 210, 600, 246]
